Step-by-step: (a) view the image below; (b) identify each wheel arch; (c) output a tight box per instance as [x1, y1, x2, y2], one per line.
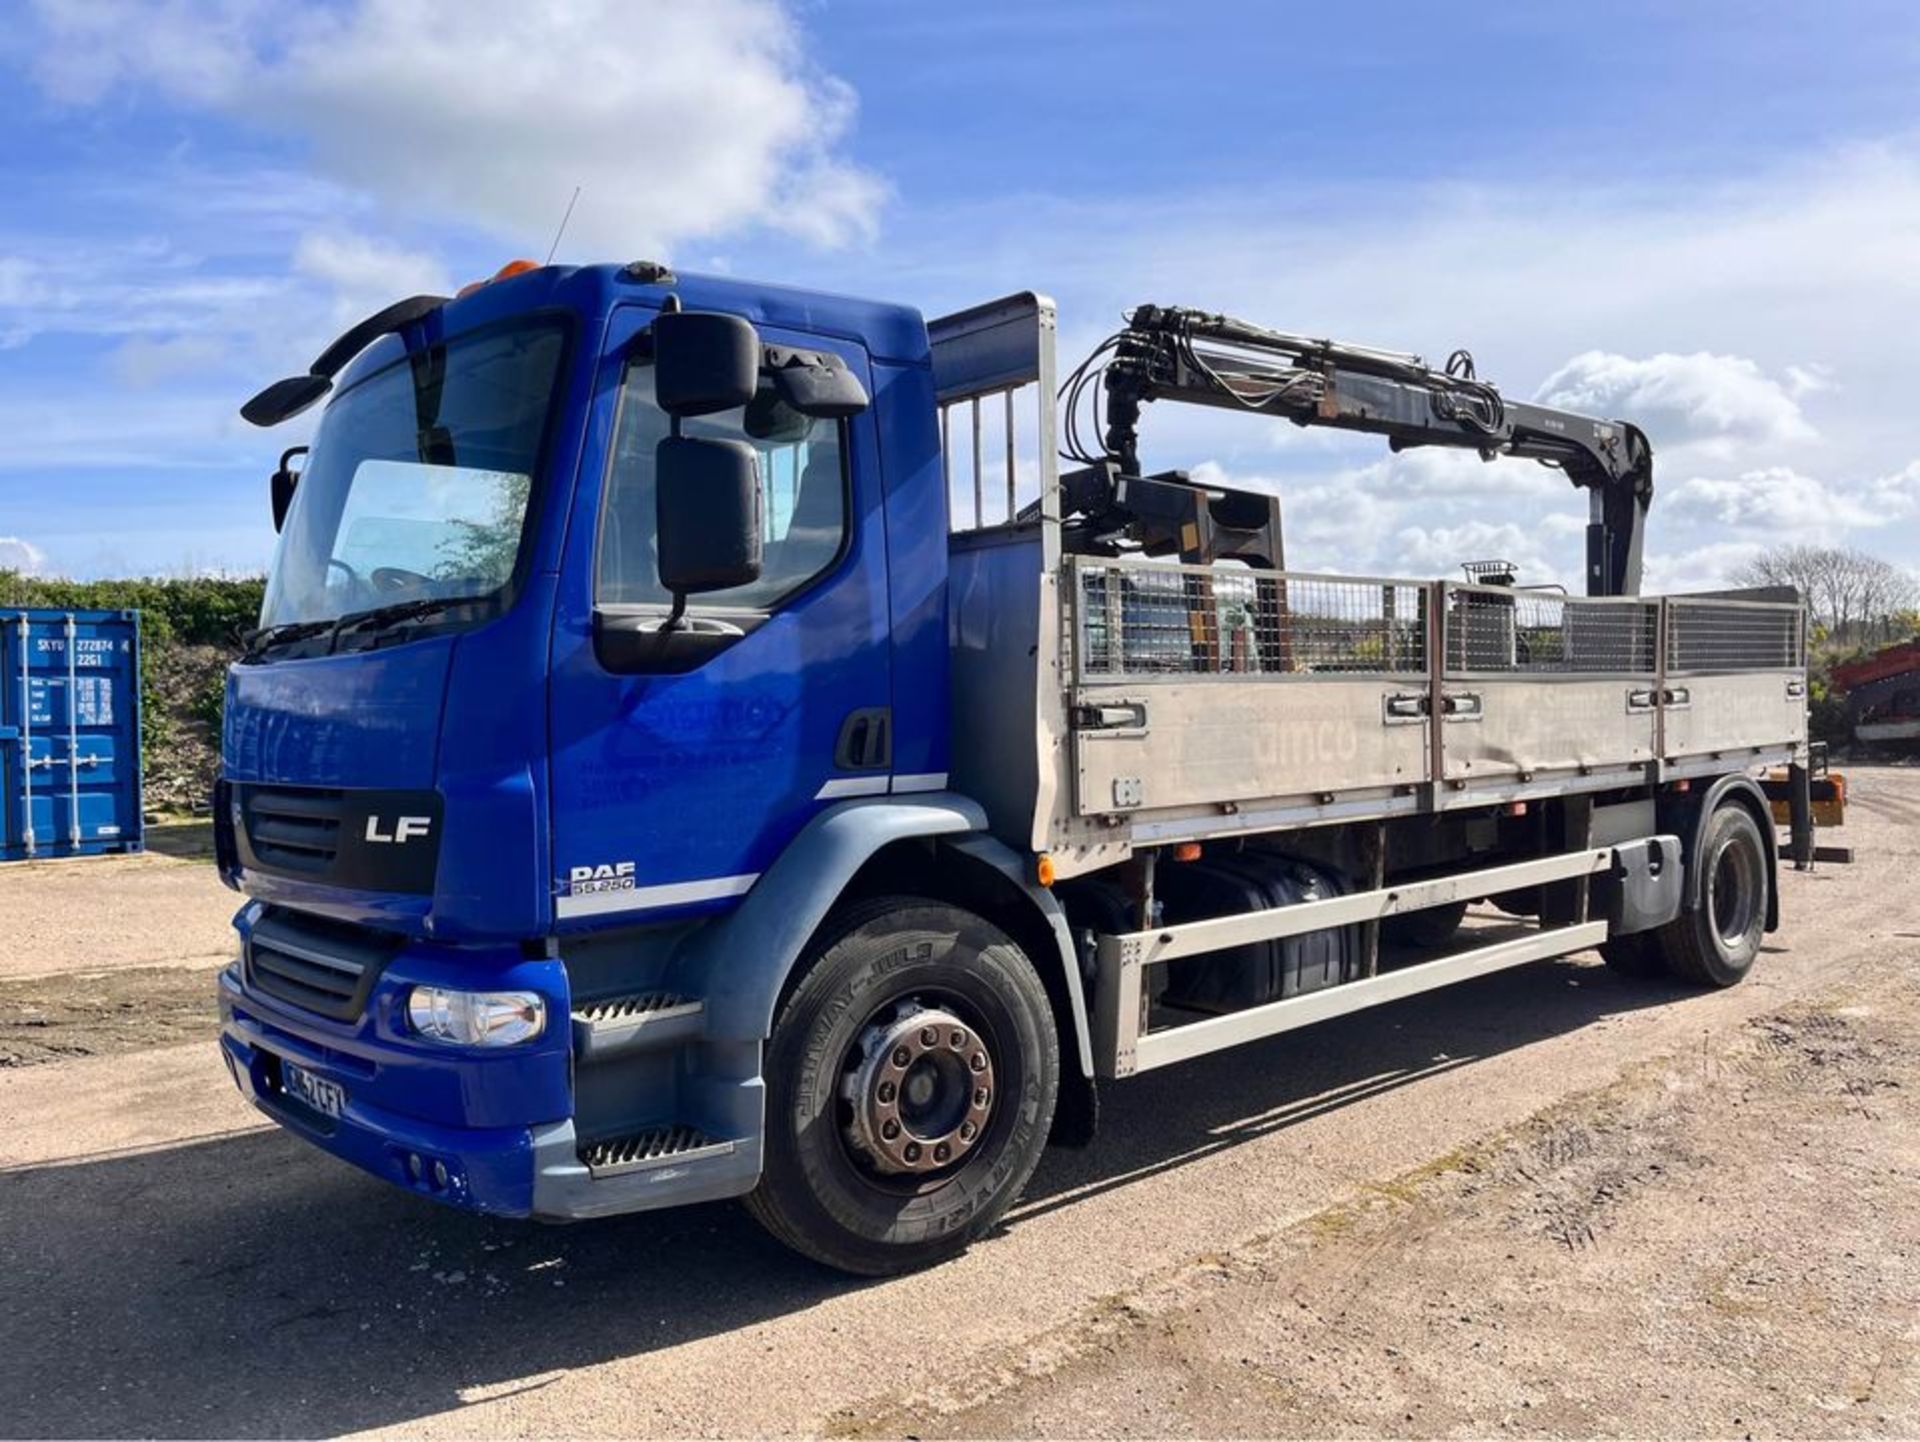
[680, 798, 1097, 1105]
[1659, 773, 1780, 932]
[679, 794, 989, 1043]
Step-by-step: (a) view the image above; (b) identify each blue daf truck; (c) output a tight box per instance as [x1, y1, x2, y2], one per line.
[218, 261, 1815, 1273]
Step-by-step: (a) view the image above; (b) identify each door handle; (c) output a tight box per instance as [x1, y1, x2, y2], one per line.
[1074, 702, 1147, 731]
[1382, 692, 1428, 725]
[1441, 691, 1483, 722]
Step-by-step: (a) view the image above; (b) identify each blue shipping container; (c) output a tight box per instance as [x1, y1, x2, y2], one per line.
[0, 608, 144, 861]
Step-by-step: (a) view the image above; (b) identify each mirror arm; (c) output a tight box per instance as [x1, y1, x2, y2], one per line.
[659, 401, 689, 631]
[659, 592, 688, 635]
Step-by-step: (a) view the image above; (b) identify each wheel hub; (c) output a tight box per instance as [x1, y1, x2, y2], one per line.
[842, 1001, 995, 1175]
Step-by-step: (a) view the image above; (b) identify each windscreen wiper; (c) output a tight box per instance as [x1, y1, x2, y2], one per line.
[326, 594, 495, 650]
[240, 618, 337, 659]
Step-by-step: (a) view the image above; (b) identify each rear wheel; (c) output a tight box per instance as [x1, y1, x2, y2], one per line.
[746, 897, 1059, 1275]
[1647, 802, 1771, 988]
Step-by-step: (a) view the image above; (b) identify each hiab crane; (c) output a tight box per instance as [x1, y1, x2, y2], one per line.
[1047, 305, 1653, 596]
[216, 266, 1810, 1275]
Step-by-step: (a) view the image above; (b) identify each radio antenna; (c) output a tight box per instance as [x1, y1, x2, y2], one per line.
[544, 185, 582, 265]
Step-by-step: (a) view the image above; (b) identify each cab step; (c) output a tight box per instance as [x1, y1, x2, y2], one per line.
[571, 991, 705, 1061]
[580, 1124, 736, 1178]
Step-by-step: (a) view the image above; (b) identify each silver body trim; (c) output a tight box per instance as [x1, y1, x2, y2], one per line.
[555, 872, 759, 919]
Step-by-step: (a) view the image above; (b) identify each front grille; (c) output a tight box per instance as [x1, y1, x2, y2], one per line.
[243, 785, 345, 874]
[245, 908, 398, 1022]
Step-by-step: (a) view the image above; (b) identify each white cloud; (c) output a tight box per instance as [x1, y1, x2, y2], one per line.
[1536, 350, 1815, 455]
[1784, 363, 1836, 400]
[1642, 541, 1767, 597]
[112, 334, 230, 388]
[1669, 466, 1866, 533]
[1190, 456, 1581, 583]
[0, 536, 50, 574]
[293, 232, 452, 325]
[26, 0, 884, 258]
[1669, 461, 1920, 539]
[1391, 520, 1567, 588]
[1868, 459, 1920, 517]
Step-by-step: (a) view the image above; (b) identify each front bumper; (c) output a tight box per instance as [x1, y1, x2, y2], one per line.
[218, 910, 763, 1221]
[218, 953, 562, 1216]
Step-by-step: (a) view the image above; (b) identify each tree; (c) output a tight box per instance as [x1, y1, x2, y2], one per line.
[1731, 544, 1918, 647]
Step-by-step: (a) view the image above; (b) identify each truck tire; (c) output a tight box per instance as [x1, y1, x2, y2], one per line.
[746, 896, 1060, 1275]
[1646, 802, 1771, 988]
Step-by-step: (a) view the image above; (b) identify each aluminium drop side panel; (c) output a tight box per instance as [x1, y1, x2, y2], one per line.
[0, 608, 143, 861]
[1069, 678, 1430, 819]
[1660, 599, 1809, 765]
[1436, 589, 1661, 799]
[1660, 671, 1808, 764]
[1055, 559, 1430, 856]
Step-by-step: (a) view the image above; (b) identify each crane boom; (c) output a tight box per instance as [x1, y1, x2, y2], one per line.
[1090, 305, 1655, 595]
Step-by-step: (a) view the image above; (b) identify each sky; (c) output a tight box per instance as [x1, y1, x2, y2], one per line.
[1, 0, 1917, 592]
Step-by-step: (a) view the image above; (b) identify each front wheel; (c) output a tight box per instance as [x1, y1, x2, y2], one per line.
[746, 897, 1060, 1275]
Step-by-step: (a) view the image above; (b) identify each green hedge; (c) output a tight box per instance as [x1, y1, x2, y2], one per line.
[0, 571, 265, 648]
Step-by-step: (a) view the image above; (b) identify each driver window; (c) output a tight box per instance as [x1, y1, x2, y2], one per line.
[597, 367, 848, 611]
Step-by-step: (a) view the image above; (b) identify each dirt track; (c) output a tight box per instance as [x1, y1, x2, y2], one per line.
[0, 773, 1913, 1438]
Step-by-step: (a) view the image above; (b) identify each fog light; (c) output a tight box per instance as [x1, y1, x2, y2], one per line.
[405, 987, 546, 1047]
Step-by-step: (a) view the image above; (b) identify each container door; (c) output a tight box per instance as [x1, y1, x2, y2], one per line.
[1, 612, 140, 859]
[0, 614, 19, 856]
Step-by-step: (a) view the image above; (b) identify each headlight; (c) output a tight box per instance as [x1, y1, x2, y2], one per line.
[406, 987, 546, 1047]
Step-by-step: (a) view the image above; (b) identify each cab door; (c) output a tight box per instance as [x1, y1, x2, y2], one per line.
[545, 304, 892, 927]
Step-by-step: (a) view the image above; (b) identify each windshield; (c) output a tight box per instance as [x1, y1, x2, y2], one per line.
[259, 320, 566, 632]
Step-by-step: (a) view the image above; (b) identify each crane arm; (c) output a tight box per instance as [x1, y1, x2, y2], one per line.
[1089, 306, 1655, 596]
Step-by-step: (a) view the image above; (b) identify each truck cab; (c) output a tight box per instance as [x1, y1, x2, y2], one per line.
[218, 264, 1810, 1275]
[218, 263, 972, 1234]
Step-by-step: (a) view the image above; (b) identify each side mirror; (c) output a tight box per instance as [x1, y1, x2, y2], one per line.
[656, 436, 763, 594]
[653, 311, 759, 417]
[766, 345, 869, 418]
[270, 446, 308, 533]
[241, 374, 332, 428]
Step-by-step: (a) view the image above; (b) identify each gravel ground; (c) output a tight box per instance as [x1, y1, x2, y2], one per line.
[0, 834, 235, 982]
[0, 769, 1912, 1438]
[847, 981, 1919, 1438]
[0, 966, 219, 1067]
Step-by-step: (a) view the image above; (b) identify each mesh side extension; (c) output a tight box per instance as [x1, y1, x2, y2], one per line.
[1072, 560, 1428, 681]
[580, 1125, 734, 1177]
[1666, 600, 1806, 673]
[1445, 587, 1660, 675]
[572, 992, 700, 1025]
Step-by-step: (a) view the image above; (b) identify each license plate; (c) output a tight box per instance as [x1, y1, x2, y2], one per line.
[281, 1060, 347, 1120]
